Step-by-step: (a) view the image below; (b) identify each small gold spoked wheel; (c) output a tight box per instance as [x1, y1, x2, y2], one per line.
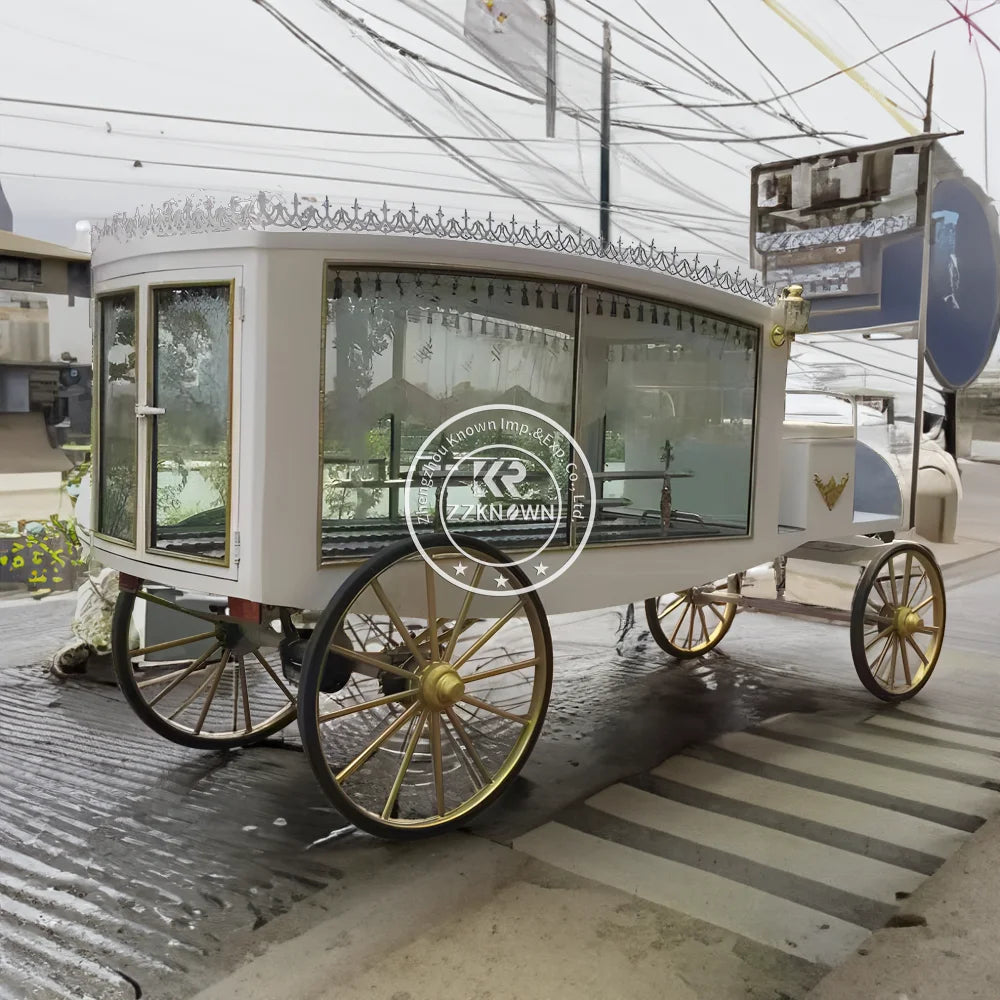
[298, 533, 552, 840]
[644, 575, 741, 659]
[112, 579, 298, 748]
[851, 543, 946, 702]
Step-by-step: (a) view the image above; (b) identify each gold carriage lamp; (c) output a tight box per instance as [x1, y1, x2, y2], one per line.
[769, 284, 811, 348]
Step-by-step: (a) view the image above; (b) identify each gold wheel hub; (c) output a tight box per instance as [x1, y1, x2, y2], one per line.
[420, 661, 466, 711]
[894, 605, 923, 638]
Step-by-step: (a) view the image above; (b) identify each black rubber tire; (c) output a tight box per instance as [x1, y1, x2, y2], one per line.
[850, 542, 946, 702]
[112, 588, 298, 750]
[297, 532, 552, 840]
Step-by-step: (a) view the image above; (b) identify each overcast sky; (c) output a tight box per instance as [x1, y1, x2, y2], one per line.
[2, 0, 997, 265]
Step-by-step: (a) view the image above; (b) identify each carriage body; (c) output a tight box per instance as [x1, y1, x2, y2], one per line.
[92, 210, 939, 839]
[90, 224, 902, 617]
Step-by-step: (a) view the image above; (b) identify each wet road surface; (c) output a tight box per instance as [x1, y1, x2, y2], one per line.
[1, 552, 999, 999]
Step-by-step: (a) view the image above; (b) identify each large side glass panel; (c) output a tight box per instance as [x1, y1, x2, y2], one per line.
[97, 291, 138, 542]
[321, 268, 576, 559]
[150, 284, 232, 561]
[577, 288, 758, 542]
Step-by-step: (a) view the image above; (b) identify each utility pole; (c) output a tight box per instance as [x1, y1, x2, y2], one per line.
[544, 0, 556, 138]
[600, 21, 611, 250]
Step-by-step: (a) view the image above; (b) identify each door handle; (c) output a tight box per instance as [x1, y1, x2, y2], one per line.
[135, 405, 166, 417]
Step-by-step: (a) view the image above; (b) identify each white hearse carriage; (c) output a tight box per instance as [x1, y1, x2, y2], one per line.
[89, 196, 944, 839]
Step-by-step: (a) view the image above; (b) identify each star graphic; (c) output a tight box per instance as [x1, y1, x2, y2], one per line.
[454, 562, 468, 576]
[494, 574, 510, 589]
[534, 562, 549, 576]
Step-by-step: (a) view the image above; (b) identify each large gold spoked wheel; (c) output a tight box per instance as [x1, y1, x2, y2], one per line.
[112, 580, 298, 749]
[298, 533, 552, 840]
[644, 575, 741, 659]
[851, 543, 946, 702]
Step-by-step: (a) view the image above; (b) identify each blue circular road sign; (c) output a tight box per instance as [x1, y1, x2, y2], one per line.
[925, 177, 1000, 390]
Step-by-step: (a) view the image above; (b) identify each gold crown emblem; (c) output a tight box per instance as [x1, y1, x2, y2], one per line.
[813, 473, 850, 510]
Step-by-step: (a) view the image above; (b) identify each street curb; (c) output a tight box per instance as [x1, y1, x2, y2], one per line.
[806, 808, 1000, 1000]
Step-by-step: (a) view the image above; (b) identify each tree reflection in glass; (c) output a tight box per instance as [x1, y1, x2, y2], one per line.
[151, 285, 232, 559]
[97, 292, 138, 542]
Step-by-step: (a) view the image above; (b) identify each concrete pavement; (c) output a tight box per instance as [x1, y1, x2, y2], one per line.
[4, 460, 1000, 1000]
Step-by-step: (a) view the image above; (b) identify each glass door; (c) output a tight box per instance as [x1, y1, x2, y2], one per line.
[147, 281, 235, 565]
[96, 290, 139, 543]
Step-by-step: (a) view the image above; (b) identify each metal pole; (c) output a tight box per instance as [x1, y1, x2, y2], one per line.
[600, 21, 611, 250]
[909, 59, 936, 530]
[944, 390, 958, 460]
[909, 164, 932, 530]
[544, 0, 556, 138]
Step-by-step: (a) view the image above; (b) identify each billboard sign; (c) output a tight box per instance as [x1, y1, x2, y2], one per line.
[751, 134, 941, 336]
[463, 0, 550, 98]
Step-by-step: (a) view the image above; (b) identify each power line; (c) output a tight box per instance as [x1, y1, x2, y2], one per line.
[832, 0, 928, 108]
[250, 0, 577, 227]
[337, 0, 530, 88]
[651, 3, 1000, 110]
[0, 140, 753, 225]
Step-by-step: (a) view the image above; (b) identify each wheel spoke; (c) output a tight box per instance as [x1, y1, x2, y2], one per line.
[239, 658, 253, 732]
[914, 624, 940, 635]
[869, 633, 894, 679]
[130, 630, 216, 658]
[460, 694, 531, 725]
[371, 580, 428, 668]
[874, 579, 893, 610]
[461, 657, 538, 685]
[657, 594, 686, 620]
[425, 563, 439, 661]
[165, 660, 223, 720]
[232, 657, 240, 731]
[430, 712, 446, 817]
[905, 634, 929, 666]
[901, 552, 913, 604]
[453, 603, 523, 669]
[381, 710, 428, 820]
[669, 602, 691, 645]
[865, 625, 894, 652]
[911, 593, 935, 614]
[685, 600, 696, 649]
[906, 569, 927, 605]
[144, 642, 221, 704]
[327, 643, 418, 682]
[132, 589, 220, 624]
[697, 606, 710, 645]
[318, 688, 418, 723]
[335, 702, 421, 783]
[250, 648, 296, 703]
[706, 602, 727, 624]
[887, 558, 898, 606]
[444, 707, 492, 787]
[886, 637, 898, 688]
[193, 652, 230, 734]
[444, 565, 486, 662]
[900, 638, 913, 686]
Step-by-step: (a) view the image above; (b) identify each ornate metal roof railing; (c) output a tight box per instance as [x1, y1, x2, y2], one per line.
[91, 193, 775, 304]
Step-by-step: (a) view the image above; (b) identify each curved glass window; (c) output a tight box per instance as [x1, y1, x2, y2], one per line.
[576, 288, 759, 542]
[319, 268, 760, 560]
[96, 291, 138, 542]
[320, 268, 576, 559]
